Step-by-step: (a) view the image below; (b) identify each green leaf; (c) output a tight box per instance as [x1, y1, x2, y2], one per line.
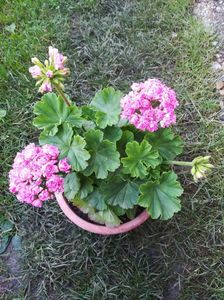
[77, 175, 94, 199]
[91, 208, 121, 227]
[39, 123, 73, 157]
[102, 176, 140, 209]
[82, 105, 96, 121]
[82, 120, 96, 131]
[90, 87, 123, 128]
[65, 106, 83, 128]
[67, 135, 91, 171]
[72, 198, 95, 215]
[138, 171, 183, 220]
[64, 172, 80, 200]
[33, 93, 82, 135]
[40, 124, 90, 171]
[83, 129, 120, 179]
[72, 198, 121, 227]
[145, 128, 183, 160]
[126, 207, 137, 219]
[117, 130, 134, 156]
[122, 140, 161, 179]
[112, 206, 126, 216]
[103, 126, 122, 142]
[0, 109, 6, 119]
[86, 190, 107, 210]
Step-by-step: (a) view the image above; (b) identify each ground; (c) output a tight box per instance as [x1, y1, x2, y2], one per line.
[0, 0, 223, 299]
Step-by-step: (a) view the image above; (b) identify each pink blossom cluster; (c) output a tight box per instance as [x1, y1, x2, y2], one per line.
[29, 46, 69, 93]
[120, 79, 179, 132]
[9, 143, 71, 208]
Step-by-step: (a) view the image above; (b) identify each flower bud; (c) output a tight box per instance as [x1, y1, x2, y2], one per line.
[191, 156, 213, 182]
[31, 57, 43, 67]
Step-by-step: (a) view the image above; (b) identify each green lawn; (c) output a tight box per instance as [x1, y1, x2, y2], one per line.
[1, 0, 224, 299]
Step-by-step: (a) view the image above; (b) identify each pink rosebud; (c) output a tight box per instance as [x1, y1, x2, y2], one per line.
[39, 189, 51, 201]
[49, 46, 66, 70]
[58, 158, 71, 173]
[46, 70, 54, 78]
[23, 143, 40, 160]
[32, 199, 43, 208]
[42, 161, 58, 178]
[39, 81, 53, 93]
[29, 65, 41, 78]
[42, 144, 59, 159]
[46, 175, 64, 193]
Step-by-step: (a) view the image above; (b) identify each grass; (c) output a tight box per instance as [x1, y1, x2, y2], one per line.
[1, 0, 224, 299]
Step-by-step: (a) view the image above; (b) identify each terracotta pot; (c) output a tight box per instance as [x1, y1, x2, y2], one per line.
[55, 192, 149, 235]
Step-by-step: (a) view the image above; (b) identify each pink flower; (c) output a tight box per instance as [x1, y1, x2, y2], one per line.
[23, 143, 40, 160]
[58, 158, 71, 173]
[29, 65, 41, 78]
[39, 189, 51, 201]
[29, 47, 70, 93]
[46, 175, 64, 193]
[120, 78, 179, 132]
[9, 143, 71, 208]
[46, 70, 54, 78]
[42, 161, 58, 178]
[42, 144, 59, 159]
[32, 199, 43, 208]
[39, 81, 53, 93]
[48, 46, 67, 70]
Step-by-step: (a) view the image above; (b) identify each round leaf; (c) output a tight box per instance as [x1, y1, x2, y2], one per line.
[90, 87, 123, 128]
[122, 140, 160, 179]
[84, 129, 120, 179]
[138, 171, 183, 220]
[102, 176, 140, 209]
[145, 128, 183, 160]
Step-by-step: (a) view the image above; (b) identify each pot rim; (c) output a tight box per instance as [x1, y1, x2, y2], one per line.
[55, 192, 149, 235]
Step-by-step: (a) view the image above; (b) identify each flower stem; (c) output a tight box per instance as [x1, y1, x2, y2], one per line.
[54, 84, 70, 106]
[165, 160, 193, 167]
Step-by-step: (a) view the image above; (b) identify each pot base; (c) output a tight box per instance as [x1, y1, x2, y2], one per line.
[55, 193, 149, 235]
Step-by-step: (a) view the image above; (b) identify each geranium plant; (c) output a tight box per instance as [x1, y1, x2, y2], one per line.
[9, 47, 213, 228]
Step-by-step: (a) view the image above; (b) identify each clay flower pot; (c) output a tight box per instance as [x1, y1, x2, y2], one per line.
[55, 193, 149, 235]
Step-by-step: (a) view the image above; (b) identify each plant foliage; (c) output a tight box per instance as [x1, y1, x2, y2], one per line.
[34, 87, 184, 227]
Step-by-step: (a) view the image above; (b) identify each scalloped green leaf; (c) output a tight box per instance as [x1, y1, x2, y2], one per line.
[77, 175, 94, 199]
[117, 130, 134, 156]
[39, 123, 90, 171]
[86, 190, 108, 210]
[68, 135, 91, 171]
[83, 129, 120, 179]
[90, 87, 123, 128]
[33, 93, 82, 135]
[91, 208, 121, 227]
[102, 175, 140, 209]
[122, 140, 161, 179]
[72, 198, 121, 227]
[39, 123, 73, 157]
[64, 172, 80, 200]
[103, 126, 122, 142]
[138, 171, 183, 220]
[145, 128, 183, 160]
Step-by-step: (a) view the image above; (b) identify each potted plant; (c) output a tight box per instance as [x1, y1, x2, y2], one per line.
[9, 47, 213, 235]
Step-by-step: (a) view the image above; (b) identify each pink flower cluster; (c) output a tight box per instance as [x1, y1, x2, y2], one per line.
[9, 144, 71, 208]
[120, 79, 179, 132]
[29, 46, 69, 93]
